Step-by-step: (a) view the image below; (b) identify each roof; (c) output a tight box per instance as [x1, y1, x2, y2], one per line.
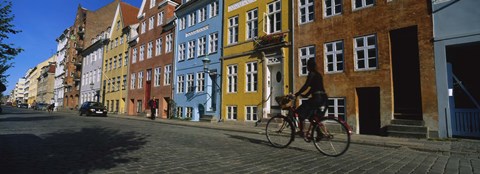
[120, 2, 140, 26]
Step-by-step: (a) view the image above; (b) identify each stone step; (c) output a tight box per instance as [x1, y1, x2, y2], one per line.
[387, 131, 428, 139]
[200, 115, 217, 123]
[391, 119, 424, 126]
[388, 124, 428, 133]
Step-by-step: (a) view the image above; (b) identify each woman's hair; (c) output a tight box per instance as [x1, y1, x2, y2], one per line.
[307, 58, 317, 72]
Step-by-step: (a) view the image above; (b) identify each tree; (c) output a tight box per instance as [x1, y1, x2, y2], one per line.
[0, 0, 23, 91]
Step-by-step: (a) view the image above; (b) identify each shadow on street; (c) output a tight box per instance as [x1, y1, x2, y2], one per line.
[0, 116, 61, 122]
[0, 127, 148, 173]
[226, 134, 310, 152]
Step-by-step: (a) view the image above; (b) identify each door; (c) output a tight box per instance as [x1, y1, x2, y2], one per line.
[390, 26, 423, 120]
[269, 64, 283, 107]
[357, 87, 381, 135]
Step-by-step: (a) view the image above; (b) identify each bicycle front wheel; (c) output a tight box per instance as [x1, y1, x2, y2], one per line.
[312, 118, 350, 156]
[266, 114, 295, 148]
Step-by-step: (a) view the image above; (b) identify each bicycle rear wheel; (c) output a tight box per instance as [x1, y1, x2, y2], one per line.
[266, 114, 295, 148]
[312, 118, 350, 156]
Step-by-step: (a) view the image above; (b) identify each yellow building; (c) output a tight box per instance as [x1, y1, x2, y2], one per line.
[27, 55, 56, 105]
[103, 3, 139, 114]
[222, 0, 292, 122]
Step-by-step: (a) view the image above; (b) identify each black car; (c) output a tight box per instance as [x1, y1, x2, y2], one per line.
[18, 103, 29, 109]
[79, 102, 107, 116]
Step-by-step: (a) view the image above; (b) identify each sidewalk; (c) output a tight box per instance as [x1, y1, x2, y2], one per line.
[60, 109, 480, 157]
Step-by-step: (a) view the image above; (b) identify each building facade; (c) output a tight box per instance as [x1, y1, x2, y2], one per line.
[64, 6, 88, 109]
[128, 0, 179, 118]
[293, 0, 437, 136]
[54, 28, 70, 110]
[433, 0, 480, 138]
[103, 2, 139, 114]
[13, 78, 26, 104]
[28, 56, 56, 105]
[173, 0, 223, 121]
[36, 63, 56, 104]
[222, 0, 292, 122]
[78, 0, 119, 109]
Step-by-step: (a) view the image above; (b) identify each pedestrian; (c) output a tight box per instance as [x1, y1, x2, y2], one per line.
[148, 97, 158, 120]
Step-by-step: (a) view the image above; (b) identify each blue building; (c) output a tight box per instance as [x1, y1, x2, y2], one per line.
[173, 0, 223, 121]
[433, 0, 480, 138]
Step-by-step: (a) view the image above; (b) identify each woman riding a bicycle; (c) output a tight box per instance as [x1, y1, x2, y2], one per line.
[295, 58, 328, 138]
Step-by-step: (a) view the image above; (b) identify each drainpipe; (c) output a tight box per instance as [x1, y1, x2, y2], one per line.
[262, 51, 268, 119]
[290, 0, 295, 94]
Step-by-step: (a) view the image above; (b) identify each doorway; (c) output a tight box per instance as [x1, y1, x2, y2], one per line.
[357, 87, 381, 135]
[390, 26, 423, 120]
[268, 64, 283, 107]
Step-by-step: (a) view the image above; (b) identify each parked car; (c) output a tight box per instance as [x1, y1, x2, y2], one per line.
[35, 103, 49, 111]
[19, 103, 29, 108]
[79, 101, 107, 117]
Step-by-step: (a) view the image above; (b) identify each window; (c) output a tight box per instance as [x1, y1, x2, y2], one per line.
[139, 45, 145, 61]
[228, 16, 239, 44]
[186, 74, 194, 93]
[177, 75, 185, 93]
[196, 72, 204, 92]
[189, 12, 196, 27]
[354, 35, 377, 70]
[166, 34, 173, 53]
[115, 38, 118, 47]
[267, 1, 282, 34]
[176, 107, 183, 118]
[147, 41, 153, 59]
[154, 67, 161, 87]
[157, 11, 164, 26]
[120, 36, 124, 45]
[226, 106, 237, 120]
[150, 0, 156, 8]
[116, 76, 120, 91]
[141, 21, 146, 34]
[188, 40, 196, 59]
[246, 106, 258, 121]
[122, 75, 127, 90]
[227, 65, 238, 93]
[136, 100, 142, 113]
[164, 64, 172, 85]
[325, 40, 344, 73]
[186, 107, 193, 118]
[113, 57, 117, 69]
[299, 0, 314, 23]
[299, 46, 315, 75]
[132, 48, 137, 63]
[179, 17, 186, 30]
[353, 0, 374, 9]
[198, 36, 206, 56]
[118, 54, 123, 67]
[155, 38, 162, 56]
[246, 62, 258, 92]
[109, 58, 113, 71]
[138, 71, 143, 89]
[208, 33, 218, 54]
[116, 20, 121, 30]
[178, 43, 186, 61]
[199, 7, 206, 23]
[325, 0, 342, 17]
[130, 73, 136, 89]
[146, 69, 152, 82]
[124, 52, 128, 66]
[209, 1, 219, 18]
[246, 9, 258, 40]
[149, 16, 154, 30]
[327, 98, 346, 121]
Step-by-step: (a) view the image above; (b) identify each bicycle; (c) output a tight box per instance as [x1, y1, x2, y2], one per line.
[265, 94, 352, 157]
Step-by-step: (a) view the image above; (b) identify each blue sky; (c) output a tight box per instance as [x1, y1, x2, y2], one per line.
[4, 0, 142, 95]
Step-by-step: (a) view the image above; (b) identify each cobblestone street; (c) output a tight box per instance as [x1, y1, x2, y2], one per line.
[1, 107, 479, 174]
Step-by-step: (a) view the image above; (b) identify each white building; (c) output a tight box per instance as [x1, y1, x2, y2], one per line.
[13, 78, 26, 104]
[54, 28, 70, 110]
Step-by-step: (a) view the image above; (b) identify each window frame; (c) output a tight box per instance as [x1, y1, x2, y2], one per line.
[354, 34, 377, 71]
[245, 62, 258, 92]
[299, 0, 315, 24]
[227, 64, 238, 93]
[226, 105, 238, 120]
[245, 106, 258, 121]
[324, 40, 344, 73]
[299, 46, 315, 76]
[228, 16, 239, 45]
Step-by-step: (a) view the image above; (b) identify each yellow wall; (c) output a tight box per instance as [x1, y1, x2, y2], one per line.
[222, 0, 291, 122]
[103, 10, 129, 114]
[28, 55, 56, 105]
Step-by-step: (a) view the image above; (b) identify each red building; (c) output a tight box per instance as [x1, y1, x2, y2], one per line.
[127, 0, 180, 118]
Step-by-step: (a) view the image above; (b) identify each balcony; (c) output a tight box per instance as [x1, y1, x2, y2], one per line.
[75, 45, 83, 51]
[73, 73, 81, 82]
[254, 32, 288, 50]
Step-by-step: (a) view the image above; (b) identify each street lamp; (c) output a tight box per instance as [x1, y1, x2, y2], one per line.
[202, 56, 211, 74]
